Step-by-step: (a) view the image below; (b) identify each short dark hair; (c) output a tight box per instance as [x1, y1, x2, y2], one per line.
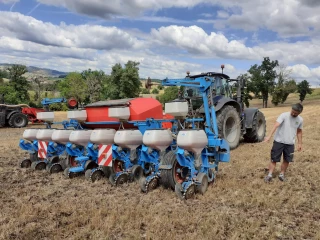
[292, 103, 303, 113]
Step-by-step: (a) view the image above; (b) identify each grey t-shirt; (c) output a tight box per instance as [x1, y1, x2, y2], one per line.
[274, 112, 303, 145]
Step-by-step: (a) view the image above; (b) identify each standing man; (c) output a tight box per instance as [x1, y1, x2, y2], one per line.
[264, 103, 303, 182]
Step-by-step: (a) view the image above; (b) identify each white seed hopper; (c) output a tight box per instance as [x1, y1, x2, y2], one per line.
[114, 129, 143, 149]
[51, 129, 74, 144]
[67, 110, 87, 121]
[23, 129, 40, 141]
[69, 130, 93, 147]
[143, 129, 173, 151]
[165, 101, 188, 118]
[108, 107, 130, 120]
[177, 129, 208, 154]
[90, 129, 116, 145]
[37, 112, 55, 122]
[36, 129, 56, 141]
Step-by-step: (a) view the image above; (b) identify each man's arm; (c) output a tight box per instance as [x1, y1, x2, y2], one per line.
[264, 121, 281, 142]
[297, 128, 302, 151]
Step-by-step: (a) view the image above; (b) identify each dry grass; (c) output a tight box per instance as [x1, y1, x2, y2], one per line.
[1, 98, 320, 240]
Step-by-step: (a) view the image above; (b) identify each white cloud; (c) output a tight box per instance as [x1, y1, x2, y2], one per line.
[35, 0, 320, 38]
[287, 64, 320, 86]
[0, 36, 97, 60]
[150, 25, 259, 60]
[0, 11, 142, 50]
[216, 10, 229, 19]
[0, 9, 319, 86]
[36, 0, 207, 18]
[201, 13, 213, 18]
[0, 0, 19, 3]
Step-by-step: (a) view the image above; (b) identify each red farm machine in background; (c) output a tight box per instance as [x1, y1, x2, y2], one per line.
[22, 97, 78, 124]
[0, 94, 78, 128]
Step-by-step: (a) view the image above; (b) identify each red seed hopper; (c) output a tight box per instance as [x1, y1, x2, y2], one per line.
[83, 98, 174, 129]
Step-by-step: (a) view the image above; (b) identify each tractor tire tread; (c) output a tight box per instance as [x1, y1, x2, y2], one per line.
[243, 111, 266, 143]
[216, 105, 241, 150]
[8, 112, 28, 128]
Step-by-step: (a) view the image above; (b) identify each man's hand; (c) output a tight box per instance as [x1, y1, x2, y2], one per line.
[297, 144, 302, 151]
[264, 136, 271, 142]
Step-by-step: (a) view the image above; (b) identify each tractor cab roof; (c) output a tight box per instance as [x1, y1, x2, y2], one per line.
[187, 72, 230, 79]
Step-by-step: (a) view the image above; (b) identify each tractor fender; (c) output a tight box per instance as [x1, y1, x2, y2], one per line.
[199, 97, 241, 114]
[244, 108, 259, 129]
[214, 98, 241, 113]
[6, 110, 21, 120]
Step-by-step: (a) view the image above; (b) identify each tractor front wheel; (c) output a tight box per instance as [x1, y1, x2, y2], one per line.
[216, 105, 241, 150]
[243, 110, 266, 143]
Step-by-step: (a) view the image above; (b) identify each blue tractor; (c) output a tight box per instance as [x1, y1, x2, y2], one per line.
[143, 70, 266, 199]
[145, 69, 266, 150]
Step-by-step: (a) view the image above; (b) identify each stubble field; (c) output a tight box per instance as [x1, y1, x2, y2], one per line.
[0, 96, 320, 240]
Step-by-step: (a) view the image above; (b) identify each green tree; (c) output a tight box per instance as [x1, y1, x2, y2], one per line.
[7, 64, 30, 103]
[81, 69, 106, 102]
[236, 73, 253, 107]
[58, 72, 88, 105]
[151, 88, 159, 94]
[140, 88, 150, 94]
[271, 65, 297, 106]
[31, 76, 45, 105]
[0, 84, 18, 104]
[156, 86, 179, 104]
[248, 57, 279, 108]
[105, 61, 141, 100]
[0, 69, 8, 79]
[297, 80, 313, 103]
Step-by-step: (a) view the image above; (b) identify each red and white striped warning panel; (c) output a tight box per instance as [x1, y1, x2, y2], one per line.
[38, 141, 48, 159]
[98, 145, 113, 167]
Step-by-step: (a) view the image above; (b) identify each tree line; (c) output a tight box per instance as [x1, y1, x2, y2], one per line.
[0, 57, 315, 110]
[239, 57, 314, 108]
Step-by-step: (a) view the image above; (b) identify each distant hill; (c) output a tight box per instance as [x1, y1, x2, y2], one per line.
[0, 63, 68, 78]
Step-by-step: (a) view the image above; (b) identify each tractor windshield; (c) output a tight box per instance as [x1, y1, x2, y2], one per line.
[183, 76, 232, 99]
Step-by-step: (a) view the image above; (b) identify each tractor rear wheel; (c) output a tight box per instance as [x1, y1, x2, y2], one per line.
[216, 105, 241, 150]
[8, 113, 28, 128]
[160, 151, 185, 190]
[243, 110, 266, 143]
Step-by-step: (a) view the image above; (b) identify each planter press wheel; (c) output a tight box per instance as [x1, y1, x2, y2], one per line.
[19, 159, 32, 168]
[31, 161, 46, 170]
[85, 168, 105, 182]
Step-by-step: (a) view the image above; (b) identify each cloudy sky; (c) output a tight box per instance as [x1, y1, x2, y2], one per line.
[0, 0, 320, 86]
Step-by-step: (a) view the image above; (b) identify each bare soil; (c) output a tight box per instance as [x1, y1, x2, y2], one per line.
[1, 98, 320, 240]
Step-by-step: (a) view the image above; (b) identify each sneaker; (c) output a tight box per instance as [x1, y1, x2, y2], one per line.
[278, 174, 285, 181]
[264, 175, 272, 183]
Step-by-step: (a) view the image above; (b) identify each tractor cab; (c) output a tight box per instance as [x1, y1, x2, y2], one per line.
[182, 72, 234, 110]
